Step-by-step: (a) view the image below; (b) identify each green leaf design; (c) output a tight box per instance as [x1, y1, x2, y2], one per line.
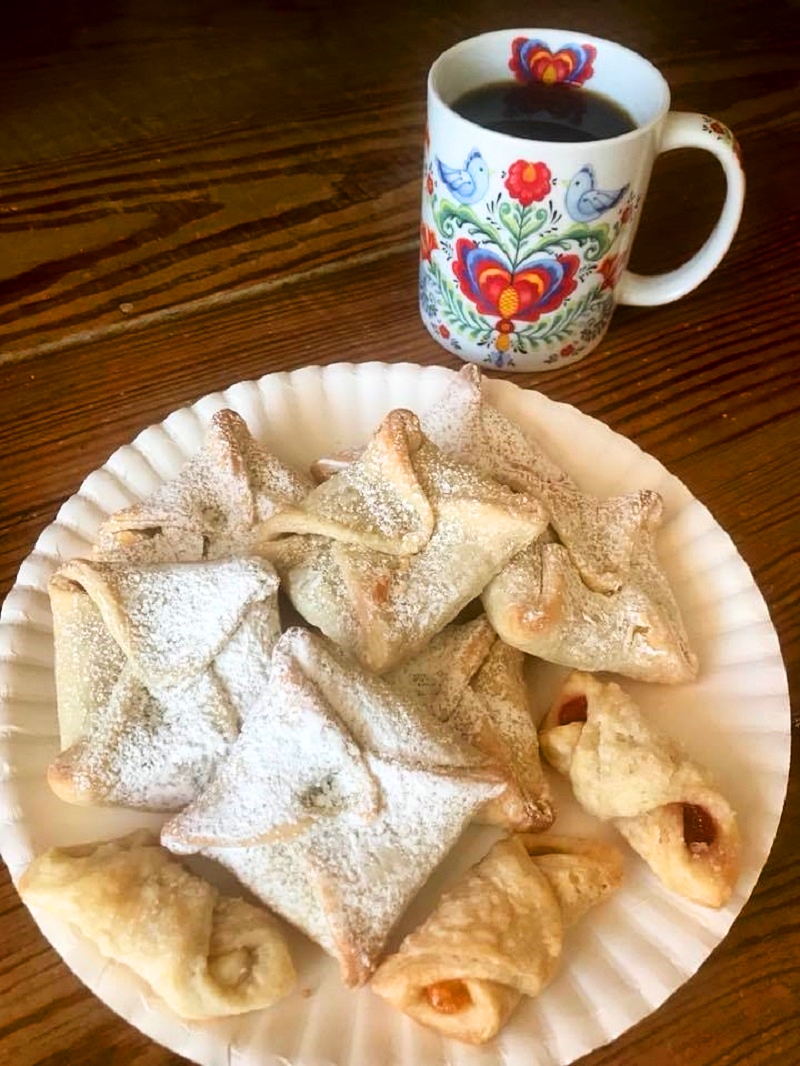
[434, 200, 514, 261]
[531, 222, 613, 262]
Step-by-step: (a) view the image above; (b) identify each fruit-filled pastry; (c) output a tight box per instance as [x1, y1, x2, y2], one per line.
[19, 830, 296, 1020]
[371, 833, 622, 1044]
[539, 671, 740, 907]
[388, 617, 554, 831]
[261, 409, 548, 673]
[48, 556, 280, 810]
[162, 627, 505, 986]
[95, 408, 313, 565]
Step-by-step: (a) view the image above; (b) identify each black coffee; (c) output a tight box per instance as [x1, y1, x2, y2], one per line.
[452, 81, 636, 142]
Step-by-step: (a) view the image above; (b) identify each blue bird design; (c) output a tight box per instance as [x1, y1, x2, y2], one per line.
[565, 164, 628, 222]
[436, 149, 490, 205]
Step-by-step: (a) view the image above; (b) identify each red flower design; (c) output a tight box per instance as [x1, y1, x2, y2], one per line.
[598, 253, 624, 291]
[620, 203, 633, 225]
[505, 160, 552, 205]
[420, 223, 438, 263]
[559, 344, 576, 358]
[438, 324, 450, 339]
[426, 172, 434, 196]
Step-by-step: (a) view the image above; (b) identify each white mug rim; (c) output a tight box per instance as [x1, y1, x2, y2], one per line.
[429, 28, 672, 149]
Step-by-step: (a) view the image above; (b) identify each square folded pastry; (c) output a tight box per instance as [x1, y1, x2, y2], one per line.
[371, 833, 623, 1044]
[48, 556, 280, 810]
[95, 408, 313, 564]
[540, 671, 739, 907]
[483, 527, 698, 684]
[260, 409, 548, 673]
[19, 830, 295, 1020]
[388, 617, 554, 831]
[162, 627, 505, 986]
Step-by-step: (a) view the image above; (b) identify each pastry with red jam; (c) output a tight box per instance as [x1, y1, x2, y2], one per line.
[539, 671, 740, 908]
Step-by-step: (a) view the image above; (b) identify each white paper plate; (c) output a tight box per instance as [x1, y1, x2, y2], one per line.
[0, 361, 790, 1066]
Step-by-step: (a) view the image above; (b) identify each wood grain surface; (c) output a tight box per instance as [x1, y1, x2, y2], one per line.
[1, 0, 799, 1064]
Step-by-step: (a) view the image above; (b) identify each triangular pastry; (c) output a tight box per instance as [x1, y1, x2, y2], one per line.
[162, 628, 505, 986]
[454, 637, 554, 831]
[389, 620, 554, 831]
[95, 408, 312, 564]
[48, 556, 281, 810]
[263, 413, 548, 674]
[386, 615, 497, 721]
[482, 530, 698, 684]
[540, 671, 739, 907]
[370, 833, 622, 1044]
[19, 830, 295, 1020]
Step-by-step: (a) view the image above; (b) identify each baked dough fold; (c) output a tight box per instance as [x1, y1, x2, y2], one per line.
[95, 408, 312, 565]
[389, 618, 554, 831]
[18, 830, 295, 1020]
[483, 531, 698, 684]
[48, 556, 280, 810]
[371, 833, 622, 1044]
[162, 627, 504, 986]
[539, 671, 739, 907]
[262, 411, 548, 674]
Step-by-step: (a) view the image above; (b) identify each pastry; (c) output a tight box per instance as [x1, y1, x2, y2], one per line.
[483, 530, 698, 684]
[420, 364, 662, 594]
[371, 833, 622, 1044]
[48, 556, 280, 810]
[19, 830, 295, 1020]
[163, 628, 505, 986]
[389, 620, 554, 830]
[540, 671, 739, 907]
[94, 408, 312, 565]
[258, 409, 435, 555]
[262, 411, 548, 673]
[454, 636, 554, 830]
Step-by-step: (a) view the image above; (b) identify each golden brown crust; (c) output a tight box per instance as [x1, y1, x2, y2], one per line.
[371, 833, 624, 1044]
[19, 831, 296, 1020]
[540, 672, 740, 908]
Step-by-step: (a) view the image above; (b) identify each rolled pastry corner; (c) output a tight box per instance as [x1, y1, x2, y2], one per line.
[371, 832, 623, 1044]
[18, 830, 296, 1019]
[540, 671, 740, 908]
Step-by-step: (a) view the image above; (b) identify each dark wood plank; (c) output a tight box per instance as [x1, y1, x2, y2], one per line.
[2, 0, 798, 358]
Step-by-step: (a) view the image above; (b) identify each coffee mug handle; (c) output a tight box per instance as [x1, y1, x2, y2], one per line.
[616, 112, 745, 306]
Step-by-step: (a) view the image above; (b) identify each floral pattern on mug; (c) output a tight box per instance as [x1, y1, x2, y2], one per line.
[509, 38, 597, 86]
[504, 160, 552, 205]
[702, 115, 742, 164]
[421, 157, 641, 368]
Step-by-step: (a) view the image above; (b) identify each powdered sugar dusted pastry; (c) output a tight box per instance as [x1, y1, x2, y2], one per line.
[388, 618, 553, 830]
[386, 615, 497, 721]
[370, 833, 622, 1044]
[455, 637, 554, 831]
[540, 671, 739, 907]
[95, 408, 312, 565]
[483, 530, 698, 684]
[259, 409, 435, 555]
[163, 628, 504, 986]
[420, 364, 663, 593]
[264, 416, 548, 674]
[19, 830, 295, 1020]
[48, 556, 280, 810]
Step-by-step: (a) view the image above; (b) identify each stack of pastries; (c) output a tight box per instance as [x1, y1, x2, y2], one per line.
[18, 368, 740, 1046]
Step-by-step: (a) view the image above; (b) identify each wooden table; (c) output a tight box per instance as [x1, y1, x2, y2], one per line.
[1, 1, 798, 1063]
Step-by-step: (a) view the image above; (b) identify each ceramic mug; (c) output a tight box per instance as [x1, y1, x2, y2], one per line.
[419, 29, 745, 371]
